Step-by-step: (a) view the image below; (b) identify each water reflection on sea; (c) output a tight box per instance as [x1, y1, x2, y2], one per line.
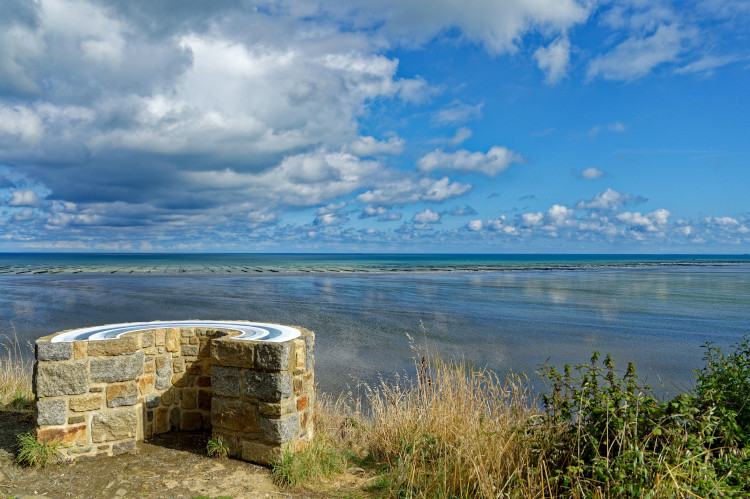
[1, 256, 748, 399]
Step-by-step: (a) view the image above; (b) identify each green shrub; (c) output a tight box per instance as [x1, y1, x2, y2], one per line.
[16, 431, 64, 468]
[539, 344, 750, 497]
[693, 337, 750, 489]
[695, 337, 750, 447]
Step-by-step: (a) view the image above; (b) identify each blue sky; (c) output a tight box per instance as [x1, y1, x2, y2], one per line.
[0, 0, 748, 253]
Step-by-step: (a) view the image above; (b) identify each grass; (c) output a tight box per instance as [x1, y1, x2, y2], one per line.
[16, 431, 64, 468]
[271, 435, 347, 488]
[0, 324, 34, 409]
[273, 335, 750, 498]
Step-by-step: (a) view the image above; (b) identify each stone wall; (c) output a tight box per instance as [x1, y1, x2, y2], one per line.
[33, 324, 314, 465]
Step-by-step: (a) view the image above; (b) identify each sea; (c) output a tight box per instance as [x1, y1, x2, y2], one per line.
[1, 253, 749, 399]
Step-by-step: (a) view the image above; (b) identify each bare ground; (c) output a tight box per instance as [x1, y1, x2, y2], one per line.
[0, 409, 367, 499]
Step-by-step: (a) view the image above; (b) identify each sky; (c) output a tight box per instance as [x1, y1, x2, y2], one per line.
[0, 0, 748, 253]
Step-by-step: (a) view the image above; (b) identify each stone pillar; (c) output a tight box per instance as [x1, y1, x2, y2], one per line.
[210, 326, 315, 465]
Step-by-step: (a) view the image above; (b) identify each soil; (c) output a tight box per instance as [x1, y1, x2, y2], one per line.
[0, 409, 360, 499]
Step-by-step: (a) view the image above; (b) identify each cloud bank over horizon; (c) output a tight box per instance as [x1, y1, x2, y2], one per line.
[0, 0, 748, 253]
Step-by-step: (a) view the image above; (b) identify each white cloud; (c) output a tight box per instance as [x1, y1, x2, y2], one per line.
[544, 204, 575, 230]
[521, 212, 544, 227]
[0, 105, 43, 145]
[448, 127, 473, 146]
[356, 176, 472, 207]
[360, 205, 388, 218]
[580, 167, 606, 179]
[675, 55, 739, 75]
[0, 0, 745, 251]
[396, 75, 436, 103]
[617, 209, 671, 232]
[413, 208, 440, 224]
[347, 135, 405, 156]
[433, 102, 483, 125]
[587, 24, 690, 81]
[317, 201, 347, 215]
[575, 188, 644, 211]
[417, 146, 523, 176]
[314, 212, 348, 226]
[486, 216, 518, 235]
[703, 216, 750, 234]
[0, 24, 45, 95]
[342, 0, 591, 55]
[8, 189, 40, 206]
[468, 219, 483, 231]
[184, 150, 382, 210]
[246, 210, 277, 228]
[534, 37, 571, 84]
[359, 205, 402, 221]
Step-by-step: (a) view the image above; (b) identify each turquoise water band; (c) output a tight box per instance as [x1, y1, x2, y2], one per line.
[50, 320, 301, 343]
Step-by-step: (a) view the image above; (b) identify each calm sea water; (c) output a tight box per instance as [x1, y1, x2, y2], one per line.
[1, 253, 748, 398]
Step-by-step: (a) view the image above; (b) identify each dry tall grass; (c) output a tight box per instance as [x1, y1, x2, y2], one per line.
[307, 341, 563, 498]
[363, 351, 555, 498]
[0, 324, 34, 408]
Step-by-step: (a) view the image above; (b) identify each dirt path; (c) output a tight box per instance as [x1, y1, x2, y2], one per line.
[0, 409, 322, 499]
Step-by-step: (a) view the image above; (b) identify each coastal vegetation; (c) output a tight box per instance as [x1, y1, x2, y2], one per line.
[0, 326, 33, 409]
[15, 431, 64, 468]
[273, 336, 750, 498]
[2, 328, 749, 496]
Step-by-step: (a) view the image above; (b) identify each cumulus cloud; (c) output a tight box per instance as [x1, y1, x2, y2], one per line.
[0, 0, 745, 251]
[575, 188, 645, 211]
[360, 205, 388, 218]
[0, 105, 43, 145]
[534, 37, 571, 84]
[8, 189, 40, 206]
[578, 167, 606, 179]
[484, 216, 519, 235]
[0, 0, 426, 219]
[703, 216, 750, 233]
[347, 136, 405, 156]
[359, 205, 402, 221]
[356, 176, 472, 207]
[339, 0, 591, 55]
[461, 194, 747, 248]
[314, 209, 348, 227]
[413, 208, 440, 224]
[617, 209, 671, 232]
[417, 146, 523, 176]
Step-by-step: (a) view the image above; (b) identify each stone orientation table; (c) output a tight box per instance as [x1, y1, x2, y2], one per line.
[33, 321, 314, 465]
